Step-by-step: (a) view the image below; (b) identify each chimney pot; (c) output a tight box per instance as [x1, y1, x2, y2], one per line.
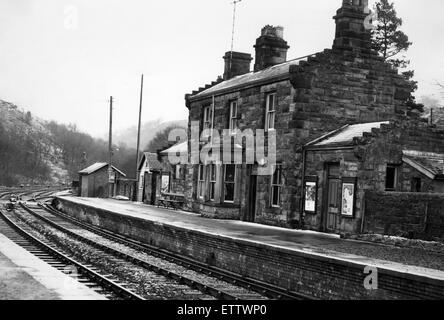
[223, 51, 252, 80]
[254, 25, 289, 72]
[333, 0, 372, 51]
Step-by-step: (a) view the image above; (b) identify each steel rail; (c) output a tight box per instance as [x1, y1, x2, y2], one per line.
[41, 203, 312, 300]
[0, 208, 144, 300]
[21, 203, 244, 300]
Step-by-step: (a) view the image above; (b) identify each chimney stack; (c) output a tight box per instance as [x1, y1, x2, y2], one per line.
[254, 25, 289, 72]
[223, 51, 253, 80]
[333, 0, 372, 51]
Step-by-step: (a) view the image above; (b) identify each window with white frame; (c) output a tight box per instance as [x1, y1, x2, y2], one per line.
[198, 165, 205, 199]
[224, 164, 236, 202]
[209, 164, 217, 201]
[265, 93, 276, 132]
[203, 105, 212, 130]
[270, 164, 282, 207]
[229, 101, 238, 133]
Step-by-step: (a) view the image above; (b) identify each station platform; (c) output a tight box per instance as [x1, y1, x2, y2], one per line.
[54, 196, 444, 300]
[0, 233, 106, 300]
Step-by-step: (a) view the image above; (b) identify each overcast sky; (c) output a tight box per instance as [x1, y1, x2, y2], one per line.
[1, 0, 443, 137]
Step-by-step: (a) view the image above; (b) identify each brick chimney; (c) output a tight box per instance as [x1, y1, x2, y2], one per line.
[333, 0, 372, 51]
[223, 51, 253, 80]
[254, 25, 289, 72]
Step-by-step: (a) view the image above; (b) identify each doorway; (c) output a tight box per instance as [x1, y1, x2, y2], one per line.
[245, 168, 257, 222]
[150, 172, 158, 205]
[323, 164, 341, 233]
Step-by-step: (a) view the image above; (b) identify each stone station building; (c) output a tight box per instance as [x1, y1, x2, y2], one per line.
[162, 0, 444, 237]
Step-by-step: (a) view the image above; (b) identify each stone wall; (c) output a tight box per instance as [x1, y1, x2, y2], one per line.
[304, 149, 363, 234]
[54, 196, 444, 300]
[184, 41, 422, 229]
[364, 192, 444, 240]
[303, 120, 444, 234]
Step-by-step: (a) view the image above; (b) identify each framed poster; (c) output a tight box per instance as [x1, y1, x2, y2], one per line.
[304, 176, 318, 214]
[341, 178, 356, 217]
[161, 173, 170, 194]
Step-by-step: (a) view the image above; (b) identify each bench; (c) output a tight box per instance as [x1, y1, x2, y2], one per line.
[157, 193, 185, 210]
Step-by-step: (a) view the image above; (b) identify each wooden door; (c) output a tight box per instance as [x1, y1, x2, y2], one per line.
[326, 179, 341, 231]
[324, 164, 341, 232]
[150, 172, 158, 205]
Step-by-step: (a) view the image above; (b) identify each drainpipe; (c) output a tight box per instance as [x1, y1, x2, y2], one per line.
[360, 193, 366, 234]
[300, 146, 307, 229]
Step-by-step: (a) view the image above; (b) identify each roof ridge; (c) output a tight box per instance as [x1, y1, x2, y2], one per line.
[186, 52, 320, 101]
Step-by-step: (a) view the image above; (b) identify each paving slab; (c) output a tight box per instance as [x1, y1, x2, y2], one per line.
[0, 233, 106, 300]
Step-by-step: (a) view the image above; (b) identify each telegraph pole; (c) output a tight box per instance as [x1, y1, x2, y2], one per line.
[135, 74, 144, 198]
[108, 96, 114, 198]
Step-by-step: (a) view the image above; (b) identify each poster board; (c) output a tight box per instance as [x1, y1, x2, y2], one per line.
[341, 178, 356, 217]
[161, 173, 170, 194]
[304, 176, 318, 214]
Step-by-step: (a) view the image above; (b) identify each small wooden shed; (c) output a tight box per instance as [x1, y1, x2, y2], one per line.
[79, 162, 126, 198]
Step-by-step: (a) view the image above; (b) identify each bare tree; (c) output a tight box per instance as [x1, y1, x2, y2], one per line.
[437, 82, 444, 98]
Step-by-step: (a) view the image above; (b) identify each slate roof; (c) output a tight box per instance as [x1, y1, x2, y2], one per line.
[138, 152, 163, 171]
[402, 150, 444, 180]
[307, 121, 390, 147]
[79, 162, 126, 177]
[190, 54, 315, 99]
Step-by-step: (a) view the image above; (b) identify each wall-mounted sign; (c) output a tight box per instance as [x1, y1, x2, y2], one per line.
[341, 179, 356, 217]
[304, 182, 317, 213]
[108, 171, 116, 184]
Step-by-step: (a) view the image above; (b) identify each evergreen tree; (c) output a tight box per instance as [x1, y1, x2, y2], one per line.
[372, 0, 420, 110]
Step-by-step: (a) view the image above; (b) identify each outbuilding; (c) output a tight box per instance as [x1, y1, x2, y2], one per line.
[302, 120, 444, 236]
[79, 162, 126, 198]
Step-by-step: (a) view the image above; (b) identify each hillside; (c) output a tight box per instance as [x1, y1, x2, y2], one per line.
[0, 100, 186, 186]
[110, 119, 188, 149]
[0, 99, 69, 185]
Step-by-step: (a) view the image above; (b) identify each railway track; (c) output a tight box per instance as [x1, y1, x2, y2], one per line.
[0, 187, 63, 200]
[13, 203, 268, 300]
[0, 208, 144, 300]
[21, 202, 311, 300]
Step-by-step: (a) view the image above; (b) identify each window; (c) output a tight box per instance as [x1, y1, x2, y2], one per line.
[270, 165, 282, 207]
[209, 164, 217, 201]
[203, 106, 212, 130]
[385, 165, 398, 191]
[265, 93, 276, 132]
[229, 101, 238, 133]
[198, 165, 205, 199]
[224, 164, 236, 202]
[411, 177, 422, 192]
